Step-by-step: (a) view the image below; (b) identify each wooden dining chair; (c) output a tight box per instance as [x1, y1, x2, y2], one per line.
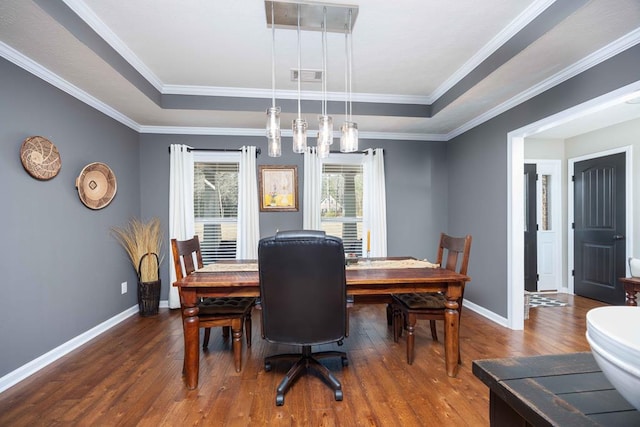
[392, 233, 472, 364]
[171, 236, 255, 355]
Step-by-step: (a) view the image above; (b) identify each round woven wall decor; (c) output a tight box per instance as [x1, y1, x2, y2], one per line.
[20, 136, 62, 180]
[76, 162, 117, 210]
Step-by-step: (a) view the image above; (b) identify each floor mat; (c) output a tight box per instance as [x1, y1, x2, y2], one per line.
[528, 294, 568, 308]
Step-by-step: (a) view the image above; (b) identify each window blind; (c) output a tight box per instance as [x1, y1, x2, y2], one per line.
[321, 163, 363, 255]
[194, 161, 239, 263]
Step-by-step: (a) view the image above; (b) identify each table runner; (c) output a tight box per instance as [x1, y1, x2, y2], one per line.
[198, 258, 438, 273]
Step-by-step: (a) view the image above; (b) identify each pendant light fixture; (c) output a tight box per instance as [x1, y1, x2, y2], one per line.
[292, 4, 307, 154]
[266, 1, 359, 156]
[317, 7, 332, 158]
[266, 1, 281, 157]
[340, 8, 358, 153]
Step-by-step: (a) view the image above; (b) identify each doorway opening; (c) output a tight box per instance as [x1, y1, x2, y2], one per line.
[524, 159, 562, 293]
[507, 83, 640, 330]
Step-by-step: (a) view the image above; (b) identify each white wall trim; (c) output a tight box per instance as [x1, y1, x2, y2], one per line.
[430, 0, 554, 102]
[137, 125, 445, 141]
[0, 41, 140, 132]
[507, 135, 526, 330]
[163, 85, 432, 105]
[61, 0, 164, 91]
[448, 28, 640, 140]
[464, 300, 509, 329]
[4, 25, 639, 143]
[0, 305, 141, 394]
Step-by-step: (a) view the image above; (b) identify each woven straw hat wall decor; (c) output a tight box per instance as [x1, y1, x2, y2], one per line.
[20, 136, 62, 180]
[75, 162, 117, 209]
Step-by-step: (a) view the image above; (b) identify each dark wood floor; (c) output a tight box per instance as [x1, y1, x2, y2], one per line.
[0, 294, 606, 426]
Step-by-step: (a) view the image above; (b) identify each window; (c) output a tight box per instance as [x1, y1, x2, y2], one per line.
[541, 174, 551, 230]
[320, 157, 364, 255]
[193, 153, 239, 263]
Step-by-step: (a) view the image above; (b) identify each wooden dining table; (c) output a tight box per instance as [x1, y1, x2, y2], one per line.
[173, 257, 470, 389]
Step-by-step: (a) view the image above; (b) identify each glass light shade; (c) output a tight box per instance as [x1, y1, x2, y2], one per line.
[268, 136, 282, 158]
[292, 118, 308, 153]
[317, 135, 330, 158]
[266, 106, 281, 139]
[340, 121, 358, 152]
[318, 115, 334, 146]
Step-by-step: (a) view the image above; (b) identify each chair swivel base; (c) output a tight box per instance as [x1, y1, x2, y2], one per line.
[264, 346, 348, 406]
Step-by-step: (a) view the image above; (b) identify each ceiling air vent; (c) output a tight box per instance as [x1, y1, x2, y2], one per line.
[291, 69, 323, 83]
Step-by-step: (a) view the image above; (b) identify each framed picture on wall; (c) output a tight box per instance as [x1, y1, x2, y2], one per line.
[258, 165, 298, 212]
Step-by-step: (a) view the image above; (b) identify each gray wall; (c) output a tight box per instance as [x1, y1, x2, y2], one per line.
[0, 58, 140, 377]
[5, 38, 638, 381]
[2, 52, 448, 379]
[139, 135, 449, 300]
[447, 44, 640, 317]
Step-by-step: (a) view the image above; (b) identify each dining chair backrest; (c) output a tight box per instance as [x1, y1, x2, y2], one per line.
[171, 236, 204, 280]
[436, 233, 472, 276]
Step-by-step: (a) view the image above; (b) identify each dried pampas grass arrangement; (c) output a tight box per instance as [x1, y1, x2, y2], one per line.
[112, 217, 163, 282]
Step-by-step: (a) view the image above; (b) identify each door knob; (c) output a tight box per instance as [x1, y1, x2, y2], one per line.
[613, 234, 625, 240]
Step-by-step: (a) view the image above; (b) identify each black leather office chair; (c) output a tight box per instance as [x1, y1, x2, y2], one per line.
[258, 230, 349, 406]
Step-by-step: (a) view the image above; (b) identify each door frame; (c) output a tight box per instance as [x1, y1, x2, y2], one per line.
[568, 147, 633, 295]
[507, 82, 640, 330]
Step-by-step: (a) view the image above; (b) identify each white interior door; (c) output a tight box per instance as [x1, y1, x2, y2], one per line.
[527, 159, 562, 292]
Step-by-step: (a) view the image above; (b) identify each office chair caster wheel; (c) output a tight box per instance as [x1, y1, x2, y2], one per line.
[275, 393, 284, 406]
[265, 361, 272, 372]
[341, 356, 348, 367]
[334, 389, 343, 401]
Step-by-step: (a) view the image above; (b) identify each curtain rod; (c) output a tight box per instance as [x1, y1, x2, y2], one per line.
[168, 146, 261, 156]
[167, 146, 379, 156]
[328, 149, 377, 155]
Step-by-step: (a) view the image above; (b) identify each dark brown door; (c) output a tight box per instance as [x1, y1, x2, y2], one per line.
[574, 152, 626, 304]
[524, 163, 538, 292]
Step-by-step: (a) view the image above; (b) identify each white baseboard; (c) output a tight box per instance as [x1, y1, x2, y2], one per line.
[0, 304, 143, 394]
[464, 299, 509, 328]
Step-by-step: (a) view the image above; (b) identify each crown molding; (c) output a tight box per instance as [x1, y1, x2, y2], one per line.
[138, 125, 443, 141]
[0, 41, 140, 131]
[61, 0, 164, 91]
[62, 0, 430, 106]
[162, 84, 431, 105]
[358, 131, 447, 142]
[0, 41, 438, 141]
[139, 126, 265, 136]
[430, 0, 555, 101]
[4, 19, 638, 144]
[446, 28, 640, 140]
[62, 0, 550, 109]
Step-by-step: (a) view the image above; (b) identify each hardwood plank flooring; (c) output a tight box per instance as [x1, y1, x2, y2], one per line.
[0, 294, 606, 426]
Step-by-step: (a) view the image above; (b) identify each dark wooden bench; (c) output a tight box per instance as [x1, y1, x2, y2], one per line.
[473, 352, 640, 426]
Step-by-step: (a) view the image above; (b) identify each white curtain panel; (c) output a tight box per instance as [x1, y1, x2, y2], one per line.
[237, 146, 260, 259]
[168, 144, 195, 309]
[363, 148, 388, 256]
[303, 147, 322, 230]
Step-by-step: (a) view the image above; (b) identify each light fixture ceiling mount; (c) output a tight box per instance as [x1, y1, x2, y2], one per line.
[265, 1, 359, 33]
